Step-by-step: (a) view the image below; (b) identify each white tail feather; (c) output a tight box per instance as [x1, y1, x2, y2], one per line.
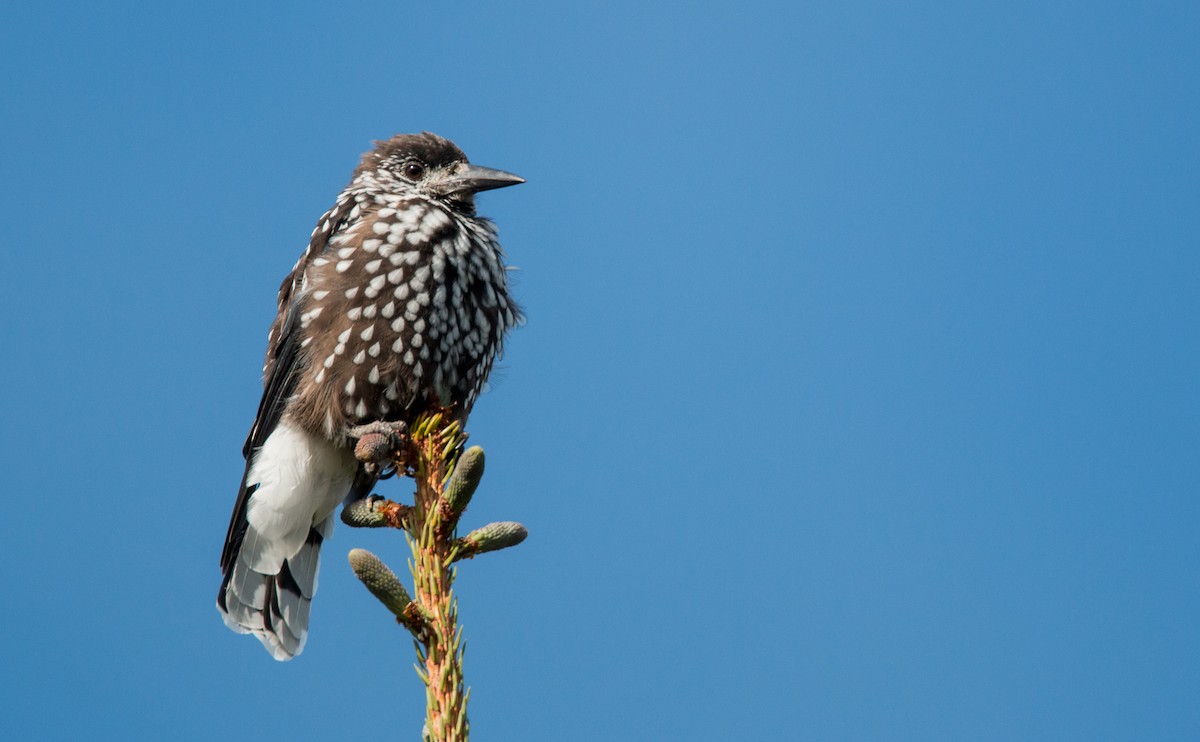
[218, 420, 355, 660]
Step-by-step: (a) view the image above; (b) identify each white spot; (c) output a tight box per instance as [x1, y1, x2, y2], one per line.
[312, 290, 330, 300]
[336, 260, 353, 273]
[323, 354, 335, 369]
[344, 377, 356, 395]
[353, 349, 366, 364]
[368, 342, 381, 357]
[419, 345, 430, 360]
[344, 399, 356, 415]
[300, 337, 313, 348]
[355, 399, 368, 418]
[391, 318, 406, 333]
[312, 257, 329, 267]
[369, 274, 387, 292]
[413, 318, 426, 333]
[365, 259, 383, 273]
[337, 247, 355, 259]
[378, 207, 396, 218]
[314, 368, 325, 383]
[363, 304, 377, 319]
[388, 268, 405, 284]
[360, 325, 375, 341]
[404, 350, 415, 364]
[337, 329, 352, 343]
[381, 301, 395, 318]
[372, 221, 389, 235]
[411, 334, 423, 348]
[363, 239, 382, 252]
[345, 287, 359, 299]
[405, 251, 421, 265]
[335, 343, 346, 356]
[425, 209, 449, 229]
[347, 307, 362, 320]
[393, 339, 405, 352]
[368, 365, 380, 384]
[413, 361, 423, 377]
[394, 284, 410, 300]
[406, 299, 421, 318]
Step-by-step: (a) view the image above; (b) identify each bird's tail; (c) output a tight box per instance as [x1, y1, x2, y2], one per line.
[218, 516, 334, 660]
[217, 420, 357, 660]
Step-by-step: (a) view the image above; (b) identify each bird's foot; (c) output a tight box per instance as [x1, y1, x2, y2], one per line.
[342, 494, 413, 530]
[349, 421, 409, 476]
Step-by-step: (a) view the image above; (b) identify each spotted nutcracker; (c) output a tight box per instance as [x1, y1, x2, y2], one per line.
[217, 133, 523, 660]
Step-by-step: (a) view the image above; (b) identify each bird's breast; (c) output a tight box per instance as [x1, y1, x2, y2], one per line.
[284, 198, 515, 440]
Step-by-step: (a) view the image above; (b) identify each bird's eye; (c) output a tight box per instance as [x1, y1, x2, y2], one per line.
[402, 162, 426, 180]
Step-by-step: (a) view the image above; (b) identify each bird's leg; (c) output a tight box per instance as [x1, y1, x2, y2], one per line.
[349, 420, 410, 476]
[343, 421, 415, 532]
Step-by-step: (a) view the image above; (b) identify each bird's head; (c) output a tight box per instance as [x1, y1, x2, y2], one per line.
[353, 132, 524, 215]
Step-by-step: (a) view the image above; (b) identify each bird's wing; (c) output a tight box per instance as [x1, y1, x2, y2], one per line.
[259, 190, 358, 402]
[221, 192, 358, 572]
[218, 302, 303, 573]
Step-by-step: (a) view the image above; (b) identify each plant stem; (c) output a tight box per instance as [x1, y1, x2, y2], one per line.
[408, 414, 468, 741]
[346, 413, 525, 740]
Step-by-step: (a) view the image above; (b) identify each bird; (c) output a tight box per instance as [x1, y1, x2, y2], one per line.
[217, 132, 524, 660]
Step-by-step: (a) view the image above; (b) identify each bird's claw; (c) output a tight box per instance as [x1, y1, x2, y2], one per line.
[350, 421, 410, 476]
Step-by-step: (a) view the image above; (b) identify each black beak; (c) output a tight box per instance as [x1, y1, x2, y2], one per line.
[437, 164, 525, 196]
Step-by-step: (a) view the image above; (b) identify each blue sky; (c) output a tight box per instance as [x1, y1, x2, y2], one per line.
[2, 1, 1197, 739]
